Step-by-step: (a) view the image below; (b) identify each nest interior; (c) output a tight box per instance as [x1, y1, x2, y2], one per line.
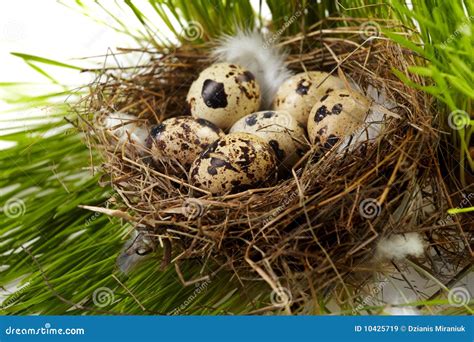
[77, 24, 473, 311]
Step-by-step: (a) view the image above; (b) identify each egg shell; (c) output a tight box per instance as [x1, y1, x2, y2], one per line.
[307, 89, 371, 149]
[229, 110, 308, 170]
[186, 63, 261, 130]
[146, 116, 224, 170]
[273, 72, 345, 126]
[190, 132, 277, 195]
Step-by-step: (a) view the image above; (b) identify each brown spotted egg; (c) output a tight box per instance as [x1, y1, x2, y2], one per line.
[229, 110, 308, 170]
[273, 72, 345, 126]
[190, 133, 277, 195]
[186, 63, 261, 130]
[307, 89, 371, 149]
[146, 116, 224, 171]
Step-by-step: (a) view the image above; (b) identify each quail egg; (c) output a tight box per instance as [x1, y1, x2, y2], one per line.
[103, 112, 149, 153]
[190, 132, 277, 195]
[273, 72, 345, 126]
[307, 89, 371, 150]
[186, 63, 261, 130]
[146, 116, 224, 171]
[229, 110, 308, 170]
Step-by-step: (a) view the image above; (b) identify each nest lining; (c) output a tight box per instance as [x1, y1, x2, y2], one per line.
[77, 25, 472, 312]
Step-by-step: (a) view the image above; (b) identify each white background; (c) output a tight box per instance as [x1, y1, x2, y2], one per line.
[0, 0, 139, 149]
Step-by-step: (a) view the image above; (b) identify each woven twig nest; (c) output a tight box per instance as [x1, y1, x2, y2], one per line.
[77, 24, 471, 312]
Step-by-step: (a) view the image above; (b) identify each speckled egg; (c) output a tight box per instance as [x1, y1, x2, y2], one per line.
[229, 110, 308, 170]
[307, 89, 371, 149]
[186, 63, 261, 130]
[190, 133, 277, 195]
[273, 72, 345, 126]
[146, 116, 224, 170]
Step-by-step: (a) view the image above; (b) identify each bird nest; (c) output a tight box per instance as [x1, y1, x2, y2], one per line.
[76, 24, 472, 312]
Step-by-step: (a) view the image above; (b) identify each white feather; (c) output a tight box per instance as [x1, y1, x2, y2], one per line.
[103, 112, 149, 154]
[376, 233, 425, 260]
[384, 306, 420, 315]
[212, 30, 291, 108]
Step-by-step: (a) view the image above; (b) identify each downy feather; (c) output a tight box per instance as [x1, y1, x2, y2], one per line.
[212, 30, 291, 108]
